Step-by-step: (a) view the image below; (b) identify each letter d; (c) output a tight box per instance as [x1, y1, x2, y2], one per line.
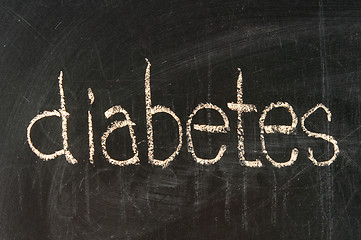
[27, 71, 77, 164]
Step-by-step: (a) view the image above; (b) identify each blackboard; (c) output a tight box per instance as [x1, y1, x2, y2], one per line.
[1, 0, 361, 239]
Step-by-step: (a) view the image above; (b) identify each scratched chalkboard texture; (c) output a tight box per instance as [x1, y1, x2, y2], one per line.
[1, 0, 361, 239]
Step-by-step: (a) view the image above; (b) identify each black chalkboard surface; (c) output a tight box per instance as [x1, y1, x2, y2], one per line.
[1, 1, 361, 239]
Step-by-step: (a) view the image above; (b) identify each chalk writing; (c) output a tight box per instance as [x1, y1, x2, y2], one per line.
[27, 60, 339, 168]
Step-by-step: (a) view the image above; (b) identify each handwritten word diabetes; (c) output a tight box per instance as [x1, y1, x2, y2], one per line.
[27, 59, 339, 168]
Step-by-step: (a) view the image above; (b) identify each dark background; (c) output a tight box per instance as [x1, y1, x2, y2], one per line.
[1, 0, 361, 239]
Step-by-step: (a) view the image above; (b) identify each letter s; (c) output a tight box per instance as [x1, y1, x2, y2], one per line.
[301, 104, 339, 166]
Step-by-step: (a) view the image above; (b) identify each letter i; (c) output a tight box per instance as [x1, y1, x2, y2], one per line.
[88, 88, 95, 164]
